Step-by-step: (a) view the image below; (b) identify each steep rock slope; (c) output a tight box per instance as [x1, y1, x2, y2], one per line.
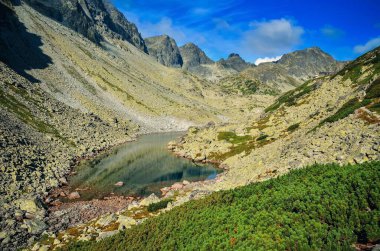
[3, 2, 258, 132]
[22, 0, 147, 51]
[0, 60, 136, 249]
[145, 35, 183, 68]
[172, 46, 380, 190]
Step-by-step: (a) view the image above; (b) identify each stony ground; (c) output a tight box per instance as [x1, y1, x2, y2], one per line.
[29, 177, 224, 250]
[0, 62, 136, 249]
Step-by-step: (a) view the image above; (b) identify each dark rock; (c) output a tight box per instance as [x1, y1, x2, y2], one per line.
[179, 43, 214, 69]
[23, 0, 147, 52]
[145, 35, 183, 68]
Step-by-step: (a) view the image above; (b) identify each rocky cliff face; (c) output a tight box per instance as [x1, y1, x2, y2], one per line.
[22, 0, 147, 51]
[145, 35, 183, 68]
[217, 53, 252, 72]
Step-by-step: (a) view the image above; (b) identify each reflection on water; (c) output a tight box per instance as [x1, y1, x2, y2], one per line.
[69, 132, 221, 200]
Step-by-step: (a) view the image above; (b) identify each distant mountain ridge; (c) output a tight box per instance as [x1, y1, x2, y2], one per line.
[240, 46, 345, 92]
[145, 34, 250, 79]
[145, 34, 344, 90]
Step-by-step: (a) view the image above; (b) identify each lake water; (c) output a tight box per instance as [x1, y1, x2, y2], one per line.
[68, 132, 221, 200]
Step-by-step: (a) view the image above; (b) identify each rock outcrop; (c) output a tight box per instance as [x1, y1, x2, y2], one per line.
[22, 0, 147, 51]
[145, 35, 183, 68]
[179, 43, 214, 69]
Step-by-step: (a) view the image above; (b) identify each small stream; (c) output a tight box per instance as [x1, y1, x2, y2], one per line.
[68, 132, 221, 200]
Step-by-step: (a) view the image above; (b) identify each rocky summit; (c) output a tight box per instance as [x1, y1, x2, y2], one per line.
[217, 53, 253, 72]
[145, 35, 183, 68]
[0, 0, 379, 250]
[179, 42, 214, 69]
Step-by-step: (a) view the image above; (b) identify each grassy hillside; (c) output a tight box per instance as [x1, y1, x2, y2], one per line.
[63, 161, 380, 250]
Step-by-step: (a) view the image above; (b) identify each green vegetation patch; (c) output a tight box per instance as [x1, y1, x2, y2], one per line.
[217, 131, 252, 144]
[220, 77, 260, 96]
[365, 77, 380, 99]
[0, 88, 75, 146]
[63, 161, 380, 251]
[256, 134, 268, 141]
[265, 79, 317, 113]
[317, 98, 372, 128]
[312, 76, 380, 131]
[0, 89, 58, 135]
[369, 101, 380, 114]
[212, 132, 272, 161]
[287, 123, 300, 132]
[147, 199, 173, 212]
[335, 46, 380, 85]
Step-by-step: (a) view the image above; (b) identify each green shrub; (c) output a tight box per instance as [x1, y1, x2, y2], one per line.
[369, 102, 380, 114]
[321, 98, 371, 125]
[256, 134, 268, 141]
[287, 123, 300, 132]
[147, 199, 173, 212]
[365, 77, 380, 99]
[63, 161, 380, 251]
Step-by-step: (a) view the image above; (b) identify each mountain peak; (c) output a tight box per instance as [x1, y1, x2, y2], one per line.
[218, 53, 251, 72]
[274, 47, 342, 79]
[180, 43, 214, 69]
[145, 35, 183, 68]
[228, 53, 241, 59]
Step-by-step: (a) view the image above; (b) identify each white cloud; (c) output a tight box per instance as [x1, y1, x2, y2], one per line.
[354, 36, 380, 54]
[242, 18, 304, 57]
[254, 55, 282, 65]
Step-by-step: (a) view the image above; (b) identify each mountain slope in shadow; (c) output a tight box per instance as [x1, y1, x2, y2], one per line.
[0, 0, 52, 83]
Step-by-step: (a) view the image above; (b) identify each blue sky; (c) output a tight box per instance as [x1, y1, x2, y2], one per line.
[111, 0, 380, 63]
